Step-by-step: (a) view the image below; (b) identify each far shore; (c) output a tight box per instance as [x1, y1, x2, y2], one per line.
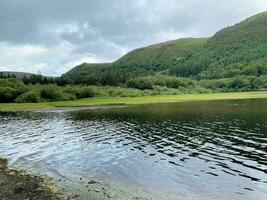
[0, 91, 267, 111]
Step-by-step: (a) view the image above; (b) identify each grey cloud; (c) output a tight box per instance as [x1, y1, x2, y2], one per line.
[0, 0, 267, 75]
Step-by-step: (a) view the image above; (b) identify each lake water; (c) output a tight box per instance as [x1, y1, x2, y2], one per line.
[0, 99, 267, 200]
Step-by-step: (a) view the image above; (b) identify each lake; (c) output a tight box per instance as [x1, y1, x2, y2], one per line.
[0, 99, 267, 200]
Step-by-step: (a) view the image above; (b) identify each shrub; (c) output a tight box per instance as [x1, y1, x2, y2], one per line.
[126, 75, 195, 90]
[126, 78, 153, 90]
[77, 87, 95, 99]
[229, 76, 250, 90]
[40, 85, 68, 101]
[199, 79, 232, 91]
[0, 87, 17, 102]
[0, 78, 29, 102]
[15, 90, 41, 103]
[63, 87, 79, 100]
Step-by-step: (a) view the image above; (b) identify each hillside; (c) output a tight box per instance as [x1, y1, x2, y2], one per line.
[62, 11, 267, 85]
[112, 38, 208, 76]
[62, 38, 207, 85]
[171, 11, 267, 79]
[62, 63, 111, 84]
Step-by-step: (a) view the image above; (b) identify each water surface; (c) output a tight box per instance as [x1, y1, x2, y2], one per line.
[0, 99, 267, 199]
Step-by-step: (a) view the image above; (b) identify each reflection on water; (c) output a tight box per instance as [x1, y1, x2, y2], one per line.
[0, 99, 267, 200]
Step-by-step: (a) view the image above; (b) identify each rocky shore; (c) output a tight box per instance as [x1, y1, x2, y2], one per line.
[0, 158, 150, 200]
[0, 158, 71, 200]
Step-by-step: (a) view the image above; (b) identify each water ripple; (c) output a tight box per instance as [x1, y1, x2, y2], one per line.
[0, 99, 267, 200]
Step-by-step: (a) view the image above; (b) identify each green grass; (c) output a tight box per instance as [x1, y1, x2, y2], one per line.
[1, 92, 267, 111]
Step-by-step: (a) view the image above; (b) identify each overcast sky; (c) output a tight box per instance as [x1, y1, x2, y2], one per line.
[0, 0, 267, 76]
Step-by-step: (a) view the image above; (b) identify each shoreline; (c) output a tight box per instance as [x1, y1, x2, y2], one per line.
[0, 91, 267, 111]
[0, 158, 152, 200]
[0, 158, 71, 200]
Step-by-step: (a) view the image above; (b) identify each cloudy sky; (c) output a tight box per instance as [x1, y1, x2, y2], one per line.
[0, 0, 267, 76]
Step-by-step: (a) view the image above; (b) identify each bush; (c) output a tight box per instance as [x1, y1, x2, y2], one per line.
[0, 87, 17, 102]
[40, 85, 68, 101]
[126, 75, 195, 90]
[77, 87, 95, 99]
[199, 79, 232, 91]
[229, 76, 250, 90]
[199, 75, 267, 92]
[15, 90, 41, 103]
[0, 78, 29, 102]
[126, 78, 153, 90]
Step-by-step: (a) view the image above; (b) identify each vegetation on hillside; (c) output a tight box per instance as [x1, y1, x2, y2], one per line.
[170, 12, 267, 78]
[62, 11, 267, 87]
[61, 38, 208, 85]
[61, 63, 111, 85]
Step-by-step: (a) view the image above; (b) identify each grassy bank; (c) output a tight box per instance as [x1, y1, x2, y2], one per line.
[0, 91, 267, 111]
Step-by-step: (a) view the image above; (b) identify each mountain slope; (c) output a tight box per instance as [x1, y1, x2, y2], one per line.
[62, 38, 207, 84]
[171, 11, 267, 78]
[112, 38, 208, 75]
[63, 11, 267, 85]
[62, 63, 111, 84]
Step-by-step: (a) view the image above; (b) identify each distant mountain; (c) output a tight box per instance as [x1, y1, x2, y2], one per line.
[62, 11, 267, 85]
[0, 71, 56, 79]
[0, 71, 36, 79]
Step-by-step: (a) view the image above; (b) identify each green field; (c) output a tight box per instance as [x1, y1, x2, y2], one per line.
[0, 92, 267, 111]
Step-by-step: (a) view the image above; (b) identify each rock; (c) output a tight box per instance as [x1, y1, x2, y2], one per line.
[87, 180, 98, 184]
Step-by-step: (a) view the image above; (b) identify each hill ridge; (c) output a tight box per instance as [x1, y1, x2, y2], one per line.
[62, 11, 267, 85]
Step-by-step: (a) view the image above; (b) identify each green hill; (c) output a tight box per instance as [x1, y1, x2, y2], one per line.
[62, 63, 111, 84]
[62, 11, 267, 85]
[62, 38, 207, 85]
[171, 11, 267, 79]
[112, 38, 208, 76]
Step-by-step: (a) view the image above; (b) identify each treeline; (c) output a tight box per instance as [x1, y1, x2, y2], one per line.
[0, 78, 166, 103]
[0, 72, 16, 79]
[169, 46, 267, 79]
[126, 75, 267, 92]
[126, 75, 195, 90]
[1, 75, 267, 103]
[0, 78, 95, 103]
[0, 72, 67, 86]
[21, 75, 69, 86]
[199, 75, 267, 92]
[0, 78, 99, 103]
